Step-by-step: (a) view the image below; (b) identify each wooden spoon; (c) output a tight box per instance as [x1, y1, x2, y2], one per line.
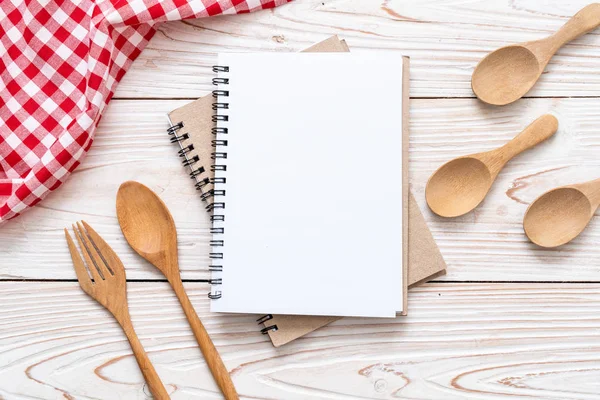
[472, 3, 600, 105]
[524, 178, 600, 247]
[426, 114, 558, 218]
[116, 181, 239, 400]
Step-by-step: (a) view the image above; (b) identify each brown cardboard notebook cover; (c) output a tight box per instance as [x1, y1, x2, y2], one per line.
[166, 36, 446, 347]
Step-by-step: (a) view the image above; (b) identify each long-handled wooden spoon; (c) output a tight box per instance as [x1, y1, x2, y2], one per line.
[524, 178, 600, 247]
[116, 181, 239, 400]
[426, 114, 558, 218]
[472, 3, 600, 105]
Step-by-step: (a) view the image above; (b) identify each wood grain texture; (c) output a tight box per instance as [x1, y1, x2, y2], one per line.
[1, 97, 598, 281]
[3, 2, 600, 397]
[1, 282, 599, 399]
[115, 0, 600, 99]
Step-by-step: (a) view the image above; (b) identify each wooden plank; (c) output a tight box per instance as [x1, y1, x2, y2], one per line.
[1, 97, 599, 281]
[116, 0, 600, 99]
[1, 282, 599, 399]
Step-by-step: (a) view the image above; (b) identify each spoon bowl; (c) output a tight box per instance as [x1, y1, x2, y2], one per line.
[426, 157, 492, 217]
[117, 181, 176, 256]
[472, 46, 540, 106]
[524, 178, 600, 248]
[524, 188, 591, 247]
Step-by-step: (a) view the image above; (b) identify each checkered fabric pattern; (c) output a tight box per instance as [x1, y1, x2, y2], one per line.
[0, 0, 288, 222]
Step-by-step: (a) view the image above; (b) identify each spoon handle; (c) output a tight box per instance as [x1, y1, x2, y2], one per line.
[549, 4, 600, 50]
[575, 177, 600, 207]
[170, 278, 239, 400]
[496, 114, 558, 164]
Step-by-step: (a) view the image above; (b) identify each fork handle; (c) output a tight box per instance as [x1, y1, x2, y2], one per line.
[120, 318, 171, 400]
[171, 278, 239, 400]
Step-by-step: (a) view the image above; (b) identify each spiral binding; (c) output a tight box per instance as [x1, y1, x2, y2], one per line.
[207, 65, 230, 301]
[167, 120, 211, 201]
[256, 314, 278, 334]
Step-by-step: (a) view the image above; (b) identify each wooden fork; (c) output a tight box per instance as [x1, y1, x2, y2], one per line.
[65, 221, 170, 400]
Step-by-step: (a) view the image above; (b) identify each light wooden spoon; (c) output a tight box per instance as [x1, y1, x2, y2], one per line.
[116, 181, 239, 400]
[472, 3, 600, 105]
[426, 114, 558, 218]
[524, 178, 600, 247]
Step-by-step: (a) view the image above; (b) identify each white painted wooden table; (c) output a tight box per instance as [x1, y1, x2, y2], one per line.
[2, 1, 600, 398]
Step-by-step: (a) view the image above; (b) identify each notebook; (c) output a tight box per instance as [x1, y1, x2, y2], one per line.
[167, 36, 446, 344]
[194, 51, 408, 318]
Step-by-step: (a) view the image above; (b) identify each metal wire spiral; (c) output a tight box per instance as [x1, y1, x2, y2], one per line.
[256, 314, 278, 334]
[207, 65, 230, 301]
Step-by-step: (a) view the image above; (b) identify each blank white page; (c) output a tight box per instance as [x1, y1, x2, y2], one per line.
[209, 53, 404, 317]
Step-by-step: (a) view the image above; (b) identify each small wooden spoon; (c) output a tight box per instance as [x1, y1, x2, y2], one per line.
[116, 181, 239, 400]
[426, 114, 558, 218]
[472, 3, 600, 105]
[524, 178, 600, 247]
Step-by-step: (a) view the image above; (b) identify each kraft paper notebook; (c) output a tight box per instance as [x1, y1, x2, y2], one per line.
[167, 36, 446, 344]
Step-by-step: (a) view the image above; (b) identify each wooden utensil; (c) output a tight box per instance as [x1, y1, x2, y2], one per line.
[472, 3, 600, 105]
[116, 181, 239, 400]
[426, 114, 558, 218]
[65, 221, 170, 400]
[524, 178, 600, 247]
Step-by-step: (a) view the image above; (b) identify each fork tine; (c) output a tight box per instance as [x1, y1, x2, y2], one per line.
[73, 223, 104, 282]
[64, 228, 94, 293]
[81, 220, 124, 278]
[77, 221, 114, 279]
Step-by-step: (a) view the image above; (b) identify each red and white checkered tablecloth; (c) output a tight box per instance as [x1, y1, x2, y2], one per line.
[0, 0, 288, 223]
